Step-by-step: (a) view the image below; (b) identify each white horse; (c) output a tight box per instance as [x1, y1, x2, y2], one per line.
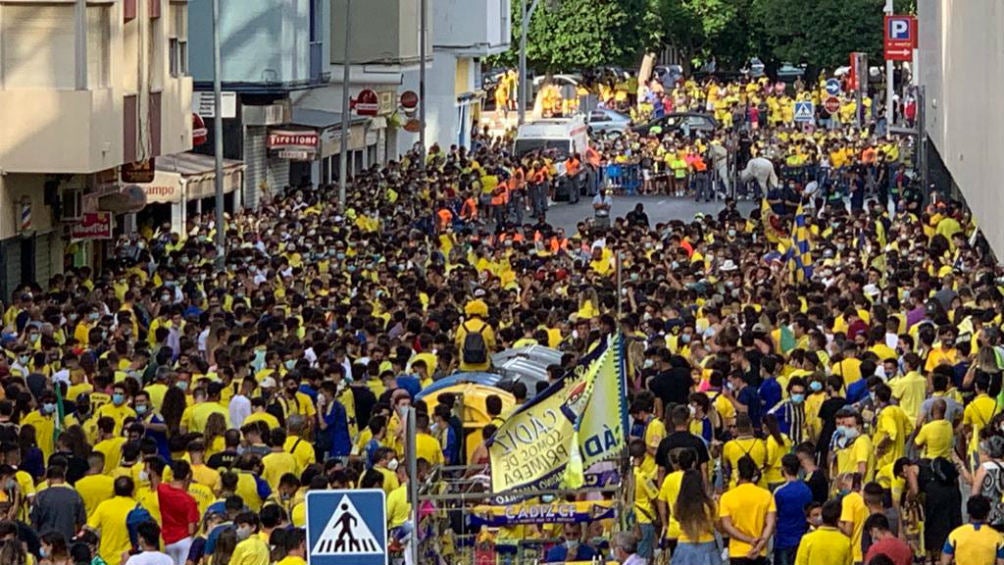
[739, 157, 780, 191]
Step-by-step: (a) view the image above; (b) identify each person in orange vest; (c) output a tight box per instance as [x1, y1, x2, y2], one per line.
[585, 146, 602, 196]
[460, 192, 478, 223]
[563, 154, 583, 204]
[691, 151, 712, 202]
[528, 161, 548, 219]
[436, 200, 455, 232]
[490, 177, 509, 227]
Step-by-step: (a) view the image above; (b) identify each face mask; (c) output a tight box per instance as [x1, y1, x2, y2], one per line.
[728, 229, 737, 237]
[680, 334, 691, 344]
[112, 393, 125, 406]
[176, 381, 189, 391]
[18, 355, 29, 365]
[790, 393, 805, 404]
[809, 381, 823, 392]
[4, 479, 14, 490]
[39, 547, 49, 559]
[236, 526, 252, 541]
[688, 405, 697, 417]
[643, 359, 654, 369]
[89, 312, 100, 321]
[135, 404, 148, 415]
[565, 541, 579, 550]
[843, 427, 859, 440]
[28, 334, 39, 344]
[387, 458, 400, 471]
[42, 403, 55, 415]
[285, 360, 297, 370]
[138, 470, 149, 482]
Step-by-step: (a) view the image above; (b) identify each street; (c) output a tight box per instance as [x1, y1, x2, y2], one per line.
[546, 193, 757, 232]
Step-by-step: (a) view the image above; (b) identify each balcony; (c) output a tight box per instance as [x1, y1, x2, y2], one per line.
[434, 0, 511, 56]
[330, 0, 431, 68]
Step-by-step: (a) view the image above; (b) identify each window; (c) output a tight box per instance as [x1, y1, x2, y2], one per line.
[590, 110, 609, 123]
[87, 6, 110, 88]
[168, 3, 188, 76]
[1, 5, 75, 89]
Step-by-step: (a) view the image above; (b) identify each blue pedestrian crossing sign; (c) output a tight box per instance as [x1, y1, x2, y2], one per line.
[307, 489, 388, 565]
[793, 101, 815, 123]
[825, 78, 841, 96]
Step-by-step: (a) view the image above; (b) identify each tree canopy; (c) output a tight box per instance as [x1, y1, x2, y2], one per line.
[492, 0, 917, 74]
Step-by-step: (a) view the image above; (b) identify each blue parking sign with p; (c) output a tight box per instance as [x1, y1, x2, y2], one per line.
[888, 17, 911, 40]
[307, 489, 388, 565]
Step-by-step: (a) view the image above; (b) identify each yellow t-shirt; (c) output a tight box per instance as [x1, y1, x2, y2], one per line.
[964, 395, 998, 454]
[262, 451, 300, 492]
[889, 371, 928, 421]
[658, 470, 683, 539]
[229, 535, 271, 565]
[87, 496, 137, 565]
[835, 434, 875, 482]
[284, 436, 317, 471]
[873, 405, 911, 468]
[723, 437, 768, 489]
[386, 484, 411, 529]
[915, 419, 954, 459]
[795, 526, 853, 565]
[719, 482, 776, 558]
[839, 491, 869, 563]
[74, 474, 115, 518]
[633, 466, 659, 525]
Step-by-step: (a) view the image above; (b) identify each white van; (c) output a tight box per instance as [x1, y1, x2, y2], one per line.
[513, 116, 589, 163]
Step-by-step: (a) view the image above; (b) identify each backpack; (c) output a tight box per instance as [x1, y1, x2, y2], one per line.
[126, 503, 154, 548]
[462, 323, 488, 365]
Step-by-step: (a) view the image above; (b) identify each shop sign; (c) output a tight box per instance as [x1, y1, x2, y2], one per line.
[121, 159, 156, 183]
[267, 130, 319, 149]
[70, 212, 113, 240]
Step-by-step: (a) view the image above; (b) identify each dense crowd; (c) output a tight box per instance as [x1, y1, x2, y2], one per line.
[0, 70, 1000, 565]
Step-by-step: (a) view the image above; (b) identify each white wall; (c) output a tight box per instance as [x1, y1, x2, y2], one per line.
[919, 0, 1004, 254]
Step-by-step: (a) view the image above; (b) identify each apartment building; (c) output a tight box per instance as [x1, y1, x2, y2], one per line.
[0, 0, 194, 298]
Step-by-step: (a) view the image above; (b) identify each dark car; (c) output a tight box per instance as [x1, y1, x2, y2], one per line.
[632, 112, 718, 136]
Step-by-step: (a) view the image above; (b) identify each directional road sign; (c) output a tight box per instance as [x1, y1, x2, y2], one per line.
[825, 78, 841, 96]
[793, 101, 815, 123]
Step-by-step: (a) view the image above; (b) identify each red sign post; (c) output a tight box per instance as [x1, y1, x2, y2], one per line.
[351, 89, 380, 116]
[823, 96, 840, 114]
[884, 15, 917, 61]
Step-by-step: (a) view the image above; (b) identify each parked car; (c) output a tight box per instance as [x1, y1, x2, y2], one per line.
[586, 108, 631, 136]
[653, 64, 684, 88]
[776, 62, 807, 80]
[743, 57, 766, 78]
[632, 112, 718, 136]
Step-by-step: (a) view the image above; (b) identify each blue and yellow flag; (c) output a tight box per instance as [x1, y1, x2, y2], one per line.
[788, 204, 813, 283]
[488, 334, 628, 498]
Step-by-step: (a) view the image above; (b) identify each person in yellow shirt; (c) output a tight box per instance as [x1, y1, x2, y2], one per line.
[628, 438, 659, 562]
[21, 391, 61, 463]
[274, 528, 307, 565]
[838, 473, 869, 564]
[795, 499, 852, 565]
[230, 512, 272, 565]
[283, 416, 317, 472]
[93, 416, 127, 474]
[190, 382, 231, 434]
[94, 383, 136, 437]
[630, 400, 665, 477]
[262, 429, 300, 493]
[414, 413, 444, 467]
[656, 446, 699, 546]
[964, 374, 998, 469]
[889, 352, 928, 422]
[872, 384, 913, 469]
[372, 447, 400, 495]
[833, 409, 875, 482]
[722, 414, 768, 489]
[85, 476, 139, 565]
[719, 456, 776, 561]
[75, 452, 115, 518]
[914, 399, 955, 460]
[386, 465, 411, 533]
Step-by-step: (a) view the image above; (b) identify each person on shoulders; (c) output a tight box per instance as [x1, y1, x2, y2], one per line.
[794, 499, 852, 565]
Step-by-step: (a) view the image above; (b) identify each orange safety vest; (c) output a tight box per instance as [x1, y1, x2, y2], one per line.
[586, 146, 601, 167]
[437, 208, 453, 230]
[566, 158, 581, 176]
[513, 167, 526, 190]
[460, 197, 478, 220]
[491, 181, 509, 206]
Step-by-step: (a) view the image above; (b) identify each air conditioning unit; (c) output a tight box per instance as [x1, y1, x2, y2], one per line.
[61, 189, 83, 221]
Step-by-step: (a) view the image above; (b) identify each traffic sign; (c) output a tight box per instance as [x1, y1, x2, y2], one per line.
[823, 96, 840, 114]
[825, 78, 841, 96]
[351, 89, 380, 117]
[793, 101, 815, 123]
[885, 15, 917, 62]
[307, 490, 387, 565]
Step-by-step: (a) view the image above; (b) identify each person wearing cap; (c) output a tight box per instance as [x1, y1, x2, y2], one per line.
[455, 300, 495, 372]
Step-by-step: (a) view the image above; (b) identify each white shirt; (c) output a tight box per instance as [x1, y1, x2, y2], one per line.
[229, 394, 251, 429]
[125, 551, 174, 565]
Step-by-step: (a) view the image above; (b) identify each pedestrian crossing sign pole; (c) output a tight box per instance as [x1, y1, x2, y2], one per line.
[306, 489, 388, 565]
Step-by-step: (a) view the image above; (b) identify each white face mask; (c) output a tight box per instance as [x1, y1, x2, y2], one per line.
[236, 526, 252, 541]
[387, 458, 400, 471]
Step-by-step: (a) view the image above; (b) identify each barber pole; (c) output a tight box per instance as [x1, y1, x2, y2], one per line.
[20, 199, 31, 232]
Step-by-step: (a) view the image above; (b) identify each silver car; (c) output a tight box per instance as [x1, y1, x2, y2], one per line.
[586, 108, 631, 136]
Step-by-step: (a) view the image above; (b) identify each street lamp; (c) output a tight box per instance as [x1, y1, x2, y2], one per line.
[517, 0, 543, 126]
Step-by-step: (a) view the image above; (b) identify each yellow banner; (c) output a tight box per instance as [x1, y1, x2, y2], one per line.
[469, 500, 617, 527]
[489, 336, 626, 496]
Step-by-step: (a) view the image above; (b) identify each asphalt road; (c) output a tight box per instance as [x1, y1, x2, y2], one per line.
[544, 194, 757, 233]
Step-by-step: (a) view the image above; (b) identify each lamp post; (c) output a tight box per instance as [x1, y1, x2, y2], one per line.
[212, 0, 225, 267]
[517, 0, 543, 125]
[338, 0, 352, 210]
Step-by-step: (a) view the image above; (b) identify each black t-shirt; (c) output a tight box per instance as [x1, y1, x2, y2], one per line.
[207, 449, 239, 470]
[350, 384, 377, 430]
[655, 431, 710, 472]
[816, 397, 847, 459]
[648, 368, 691, 410]
[805, 468, 829, 504]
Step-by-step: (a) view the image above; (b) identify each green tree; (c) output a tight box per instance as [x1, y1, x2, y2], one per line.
[494, 0, 653, 73]
[749, 0, 887, 68]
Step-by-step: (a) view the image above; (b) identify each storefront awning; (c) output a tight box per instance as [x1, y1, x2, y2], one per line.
[145, 153, 245, 204]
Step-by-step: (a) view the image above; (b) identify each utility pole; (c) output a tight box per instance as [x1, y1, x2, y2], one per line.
[517, 0, 543, 125]
[419, 0, 427, 166]
[212, 0, 225, 268]
[338, 0, 352, 210]
[884, 0, 895, 138]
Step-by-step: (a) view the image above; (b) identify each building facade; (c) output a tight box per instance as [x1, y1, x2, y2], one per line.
[0, 0, 193, 298]
[918, 0, 1004, 255]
